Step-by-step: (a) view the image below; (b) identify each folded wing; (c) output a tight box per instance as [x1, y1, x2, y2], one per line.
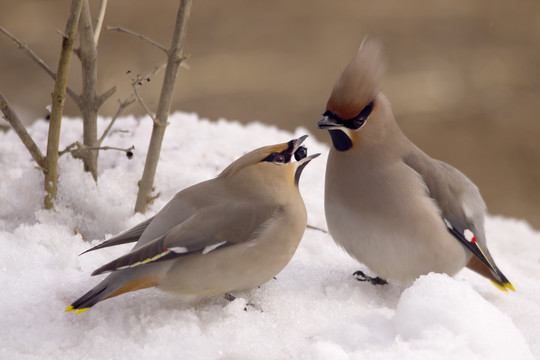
[92, 202, 281, 275]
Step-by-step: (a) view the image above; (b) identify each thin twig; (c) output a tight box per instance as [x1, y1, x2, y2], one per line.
[0, 25, 80, 105]
[132, 84, 156, 123]
[105, 25, 168, 54]
[58, 141, 81, 156]
[88, 144, 134, 153]
[129, 72, 157, 123]
[307, 224, 328, 233]
[93, 0, 108, 44]
[96, 85, 117, 107]
[145, 60, 168, 79]
[71, 144, 134, 154]
[98, 61, 167, 145]
[97, 97, 135, 145]
[0, 91, 47, 170]
[59, 141, 134, 157]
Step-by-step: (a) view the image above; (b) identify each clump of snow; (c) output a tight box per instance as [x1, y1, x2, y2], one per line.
[394, 273, 532, 359]
[0, 113, 538, 359]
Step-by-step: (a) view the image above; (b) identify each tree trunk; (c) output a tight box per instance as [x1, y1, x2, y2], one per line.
[134, 0, 193, 214]
[44, 0, 84, 209]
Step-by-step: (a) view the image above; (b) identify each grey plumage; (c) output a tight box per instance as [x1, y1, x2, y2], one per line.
[318, 40, 513, 291]
[66, 136, 320, 313]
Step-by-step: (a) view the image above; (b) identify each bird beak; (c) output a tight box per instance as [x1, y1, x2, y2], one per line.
[292, 141, 320, 185]
[291, 135, 308, 152]
[289, 135, 320, 164]
[298, 152, 321, 164]
[318, 115, 342, 130]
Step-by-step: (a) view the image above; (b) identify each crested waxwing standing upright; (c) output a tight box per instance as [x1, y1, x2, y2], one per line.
[66, 136, 320, 313]
[318, 40, 514, 291]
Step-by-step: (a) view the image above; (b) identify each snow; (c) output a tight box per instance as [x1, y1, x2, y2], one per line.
[1, 112, 539, 359]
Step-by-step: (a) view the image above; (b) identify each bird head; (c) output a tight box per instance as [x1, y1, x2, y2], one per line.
[218, 135, 320, 202]
[318, 39, 389, 152]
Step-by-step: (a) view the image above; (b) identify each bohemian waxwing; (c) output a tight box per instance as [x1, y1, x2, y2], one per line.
[66, 136, 320, 313]
[318, 39, 514, 292]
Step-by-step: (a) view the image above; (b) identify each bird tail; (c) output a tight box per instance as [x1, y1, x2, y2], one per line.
[65, 271, 159, 314]
[466, 256, 515, 292]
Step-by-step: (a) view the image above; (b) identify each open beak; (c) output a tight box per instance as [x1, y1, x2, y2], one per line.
[291, 135, 308, 153]
[289, 135, 320, 164]
[291, 136, 320, 185]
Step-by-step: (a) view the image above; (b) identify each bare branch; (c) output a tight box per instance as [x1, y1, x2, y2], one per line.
[96, 85, 117, 107]
[0, 91, 47, 170]
[306, 224, 328, 233]
[0, 26, 55, 78]
[97, 97, 135, 145]
[131, 79, 157, 124]
[98, 62, 167, 146]
[85, 144, 134, 153]
[149, 192, 161, 203]
[62, 143, 134, 156]
[44, 0, 84, 209]
[126, 70, 157, 123]
[145, 60, 168, 79]
[134, 0, 194, 214]
[58, 141, 81, 157]
[78, 0, 100, 180]
[0, 26, 81, 105]
[105, 25, 168, 54]
[93, 0, 108, 44]
[60, 141, 134, 159]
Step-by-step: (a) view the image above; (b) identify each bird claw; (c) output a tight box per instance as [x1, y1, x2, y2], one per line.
[353, 270, 388, 285]
[224, 293, 262, 312]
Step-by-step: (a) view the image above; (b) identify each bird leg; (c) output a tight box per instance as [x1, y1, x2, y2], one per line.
[353, 270, 388, 285]
[224, 293, 262, 312]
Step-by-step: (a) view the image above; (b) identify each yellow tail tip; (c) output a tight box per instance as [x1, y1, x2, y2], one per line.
[491, 280, 516, 293]
[65, 305, 90, 314]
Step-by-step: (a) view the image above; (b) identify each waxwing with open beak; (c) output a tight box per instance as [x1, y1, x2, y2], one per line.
[66, 136, 320, 313]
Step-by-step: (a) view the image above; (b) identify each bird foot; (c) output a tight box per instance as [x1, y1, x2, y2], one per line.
[353, 270, 388, 285]
[224, 293, 261, 312]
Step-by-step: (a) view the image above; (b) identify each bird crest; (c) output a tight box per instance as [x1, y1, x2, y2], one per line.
[326, 39, 386, 120]
[218, 142, 292, 179]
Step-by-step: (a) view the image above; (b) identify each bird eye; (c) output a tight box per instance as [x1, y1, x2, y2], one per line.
[273, 153, 285, 164]
[294, 146, 307, 161]
[344, 101, 374, 130]
[262, 152, 287, 164]
[352, 117, 365, 129]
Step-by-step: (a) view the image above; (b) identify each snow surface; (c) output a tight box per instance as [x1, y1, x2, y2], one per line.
[0, 113, 539, 359]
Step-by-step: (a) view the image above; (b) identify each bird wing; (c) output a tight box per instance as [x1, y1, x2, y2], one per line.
[81, 179, 217, 255]
[403, 150, 514, 291]
[91, 202, 281, 276]
[80, 216, 155, 255]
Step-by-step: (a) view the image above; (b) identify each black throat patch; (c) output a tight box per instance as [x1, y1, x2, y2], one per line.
[329, 130, 352, 152]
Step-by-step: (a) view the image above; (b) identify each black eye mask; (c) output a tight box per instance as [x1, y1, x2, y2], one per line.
[262, 145, 308, 164]
[323, 100, 374, 130]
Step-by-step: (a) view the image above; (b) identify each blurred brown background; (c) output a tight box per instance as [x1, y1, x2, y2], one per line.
[1, 1, 539, 228]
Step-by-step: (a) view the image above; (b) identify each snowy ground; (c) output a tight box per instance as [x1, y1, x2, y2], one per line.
[0, 113, 538, 359]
